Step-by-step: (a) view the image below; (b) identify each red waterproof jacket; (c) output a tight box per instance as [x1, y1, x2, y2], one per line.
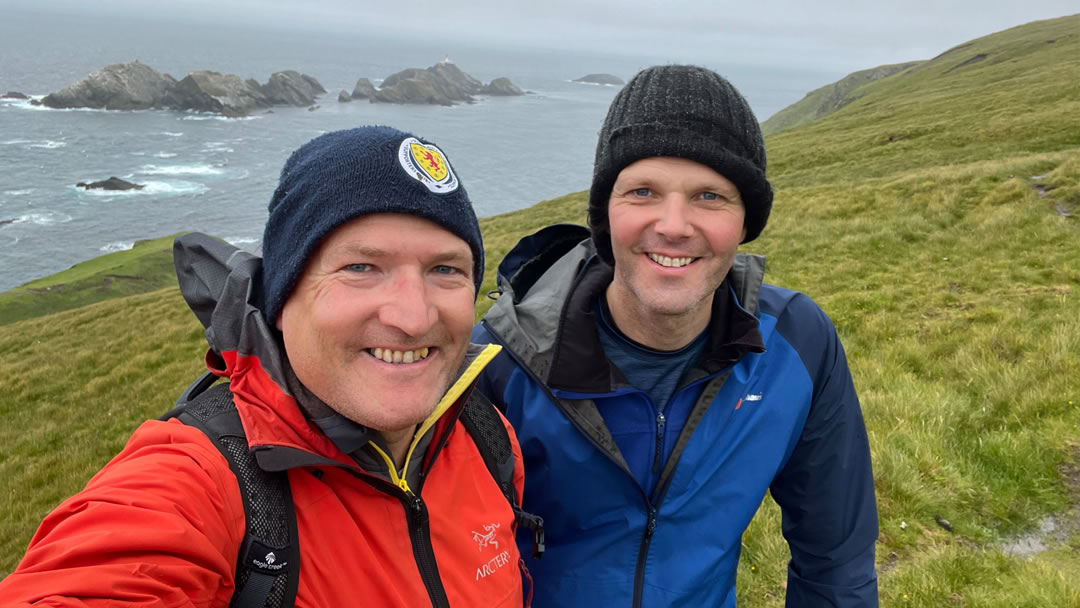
[0, 235, 526, 607]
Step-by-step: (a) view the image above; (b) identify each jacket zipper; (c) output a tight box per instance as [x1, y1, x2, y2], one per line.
[547, 383, 725, 608]
[632, 506, 658, 608]
[540, 392, 658, 608]
[343, 470, 450, 608]
[652, 412, 666, 474]
[405, 490, 450, 608]
[483, 322, 728, 608]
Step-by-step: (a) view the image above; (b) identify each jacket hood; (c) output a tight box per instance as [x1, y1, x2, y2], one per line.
[173, 232, 499, 471]
[484, 223, 766, 389]
[174, 232, 345, 460]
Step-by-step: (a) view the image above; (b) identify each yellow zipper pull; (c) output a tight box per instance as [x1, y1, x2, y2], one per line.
[368, 440, 413, 494]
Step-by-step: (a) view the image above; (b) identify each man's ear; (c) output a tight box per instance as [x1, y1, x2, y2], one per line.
[740, 225, 748, 242]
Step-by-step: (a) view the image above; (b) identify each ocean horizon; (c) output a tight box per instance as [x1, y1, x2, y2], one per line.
[0, 8, 839, 292]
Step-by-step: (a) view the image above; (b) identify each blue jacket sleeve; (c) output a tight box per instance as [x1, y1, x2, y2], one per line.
[769, 298, 879, 607]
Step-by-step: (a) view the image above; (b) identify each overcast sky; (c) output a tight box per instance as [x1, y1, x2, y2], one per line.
[5, 1, 1077, 73]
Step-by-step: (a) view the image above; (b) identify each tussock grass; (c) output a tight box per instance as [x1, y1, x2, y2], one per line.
[1, 14, 1078, 605]
[0, 289, 206, 560]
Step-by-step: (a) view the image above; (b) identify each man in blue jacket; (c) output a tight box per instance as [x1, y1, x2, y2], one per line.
[473, 65, 879, 606]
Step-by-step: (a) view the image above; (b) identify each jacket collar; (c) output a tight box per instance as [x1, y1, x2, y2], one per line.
[547, 256, 764, 393]
[485, 224, 766, 394]
[173, 232, 501, 481]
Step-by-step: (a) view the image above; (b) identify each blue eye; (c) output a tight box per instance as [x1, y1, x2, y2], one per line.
[433, 265, 458, 275]
[632, 188, 652, 197]
[345, 263, 371, 272]
[701, 192, 718, 200]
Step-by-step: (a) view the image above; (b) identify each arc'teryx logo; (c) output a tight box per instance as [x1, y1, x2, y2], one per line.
[472, 523, 500, 551]
[473, 522, 511, 581]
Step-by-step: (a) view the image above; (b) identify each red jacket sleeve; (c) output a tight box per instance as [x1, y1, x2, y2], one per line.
[0, 419, 247, 607]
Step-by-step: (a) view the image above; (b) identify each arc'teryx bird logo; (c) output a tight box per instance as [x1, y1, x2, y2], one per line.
[472, 523, 500, 551]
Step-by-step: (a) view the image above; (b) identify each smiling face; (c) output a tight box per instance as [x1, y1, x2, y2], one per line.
[605, 156, 746, 347]
[277, 213, 476, 432]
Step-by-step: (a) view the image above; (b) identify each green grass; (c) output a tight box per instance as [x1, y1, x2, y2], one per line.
[760, 60, 923, 136]
[2, 14, 1079, 605]
[0, 234, 181, 326]
[766, 15, 1080, 188]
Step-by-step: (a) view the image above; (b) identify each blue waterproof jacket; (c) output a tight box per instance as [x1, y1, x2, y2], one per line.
[473, 225, 878, 607]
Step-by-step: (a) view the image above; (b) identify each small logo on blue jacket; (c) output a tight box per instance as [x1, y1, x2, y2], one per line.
[735, 393, 762, 410]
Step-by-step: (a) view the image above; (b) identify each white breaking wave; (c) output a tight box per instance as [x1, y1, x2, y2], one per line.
[20, 104, 108, 113]
[161, 132, 184, 137]
[203, 142, 235, 153]
[225, 236, 260, 251]
[180, 114, 260, 122]
[138, 164, 224, 176]
[100, 241, 135, 253]
[154, 152, 178, 158]
[4, 189, 33, 196]
[140, 180, 209, 195]
[13, 211, 73, 226]
[1, 97, 46, 111]
[3, 139, 67, 149]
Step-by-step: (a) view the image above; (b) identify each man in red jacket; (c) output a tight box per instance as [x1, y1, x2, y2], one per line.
[0, 126, 527, 607]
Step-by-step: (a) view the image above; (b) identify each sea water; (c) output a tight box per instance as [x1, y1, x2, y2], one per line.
[0, 9, 835, 291]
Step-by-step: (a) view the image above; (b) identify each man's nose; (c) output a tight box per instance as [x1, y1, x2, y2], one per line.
[376, 271, 438, 337]
[653, 195, 694, 239]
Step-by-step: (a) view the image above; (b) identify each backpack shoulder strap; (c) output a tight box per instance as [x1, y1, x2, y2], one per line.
[458, 389, 545, 559]
[163, 378, 301, 607]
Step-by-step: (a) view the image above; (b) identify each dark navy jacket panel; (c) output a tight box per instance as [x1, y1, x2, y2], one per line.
[762, 287, 880, 593]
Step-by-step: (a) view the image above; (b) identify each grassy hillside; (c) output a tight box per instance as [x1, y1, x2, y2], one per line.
[2, 14, 1079, 606]
[0, 234, 179, 326]
[766, 15, 1080, 188]
[761, 60, 923, 136]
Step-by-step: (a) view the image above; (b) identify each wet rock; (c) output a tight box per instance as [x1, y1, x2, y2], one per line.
[338, 90, 352, 102]
[374, 76, 454, 106]
[260, 70, 325, 107]
[481, 77, 525, 96]
[372, 61, 522, 105]
[40, 62, 327, 115]
[574, 73, 624, 85]
[934, 514, 954, 533]
[351, 78, 376, 99]
[163, 70, 271, 116]
[2, 91, 29, 99]
[41, 60, 177, 110]
[76, 177, 145, 191]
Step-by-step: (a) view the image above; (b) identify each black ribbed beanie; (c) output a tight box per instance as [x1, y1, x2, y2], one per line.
[261, 126, 484, 325]
[588, 65, 773, 265]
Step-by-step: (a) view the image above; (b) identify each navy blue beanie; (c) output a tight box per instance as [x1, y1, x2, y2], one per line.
[261, 126, 484, 324]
